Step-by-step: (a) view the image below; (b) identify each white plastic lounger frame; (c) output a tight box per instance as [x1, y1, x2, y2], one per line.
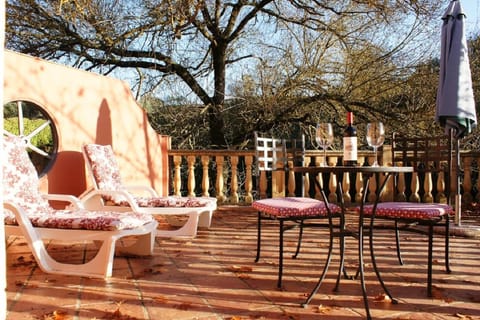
[3, 135, 158, 278]
[81, 144, 217, 238]
[5, 202, 157, 278]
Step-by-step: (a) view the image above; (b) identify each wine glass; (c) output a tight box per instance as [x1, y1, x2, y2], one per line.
[316, 123, 334, 167]
[366, 122, 385, 167]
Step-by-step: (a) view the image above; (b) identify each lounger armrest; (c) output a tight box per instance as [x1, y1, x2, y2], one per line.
[123, 185, 159, 197]
[42, 194, 85, 209]
[80, 189, 142, 211]
[4, 202, 34, 228]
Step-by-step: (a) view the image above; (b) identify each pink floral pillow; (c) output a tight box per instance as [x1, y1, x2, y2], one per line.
[83, 144, 127, 203]
[3, 135, 53, 215]
[83, 143, 213, 208]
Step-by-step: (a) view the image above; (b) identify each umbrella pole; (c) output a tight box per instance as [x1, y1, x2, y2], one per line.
[454, 135, 461, 226]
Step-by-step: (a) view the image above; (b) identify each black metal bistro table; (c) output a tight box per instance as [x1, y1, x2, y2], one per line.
[292, 165, 414, 320]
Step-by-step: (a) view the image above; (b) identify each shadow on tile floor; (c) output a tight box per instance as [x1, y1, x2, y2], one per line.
[5, 206, 480, 319]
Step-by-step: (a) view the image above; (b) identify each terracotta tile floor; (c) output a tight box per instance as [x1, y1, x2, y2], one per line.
[5, 206, 480, 320]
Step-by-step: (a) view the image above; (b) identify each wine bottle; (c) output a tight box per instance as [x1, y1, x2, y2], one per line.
[343, 112, 357, 166]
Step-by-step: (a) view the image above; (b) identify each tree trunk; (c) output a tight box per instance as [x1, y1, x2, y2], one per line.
[209, 42, 228, 149]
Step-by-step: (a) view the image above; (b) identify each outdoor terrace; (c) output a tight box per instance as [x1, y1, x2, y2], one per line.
[5, 146, 480, 319]
[5, 206, 480, 319]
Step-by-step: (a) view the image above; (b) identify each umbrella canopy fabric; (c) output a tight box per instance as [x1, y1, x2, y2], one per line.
[436, 0, 477, 139]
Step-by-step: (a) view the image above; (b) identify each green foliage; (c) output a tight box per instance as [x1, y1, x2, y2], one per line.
[4, 117, 54, 150]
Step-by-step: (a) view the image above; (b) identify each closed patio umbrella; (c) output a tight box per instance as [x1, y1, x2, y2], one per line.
[435, 0, 477, 225]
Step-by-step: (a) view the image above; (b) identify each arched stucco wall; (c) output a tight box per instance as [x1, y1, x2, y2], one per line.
[3, 50, 170, 197]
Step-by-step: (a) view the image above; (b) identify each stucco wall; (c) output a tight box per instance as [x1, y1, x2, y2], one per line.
[3, 50, 170, 197]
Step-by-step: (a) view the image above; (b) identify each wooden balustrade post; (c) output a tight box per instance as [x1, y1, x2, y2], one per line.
[382, 145, 392, 168]
[187, 156, 196, 197]
[380, 174, 394, 202]
[173, 156, 182, 196]
[423, 167, 434, 203]
[216, 156, 226, 203]
[367, 172, 377, 203]
[463, 156, 473, 204]
[272, 158, 285, 198]
[328, 172, 338, 203]
[410, 172, 420, 202]
[304, 157, 311, 198]
[395, 159, 407, 201]
[230, 156, 239, 204]
[287, 160, 296, 197]
[313, 157, 322, 200]
[355, 171, 364, 204]
[436, 171, 447, 203]
[244, 156, 253, 204]
[201, 156, 210, 197]
[381, 145, 394, 201]
[259, 171, 267, 199]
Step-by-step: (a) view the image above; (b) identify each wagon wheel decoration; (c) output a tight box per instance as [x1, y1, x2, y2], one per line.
[3, 100, 59, 177]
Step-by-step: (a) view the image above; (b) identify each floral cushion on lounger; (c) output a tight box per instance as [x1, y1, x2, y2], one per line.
[3, 135, 154, 231]
[3, 208, 154, 231]
[83, 143, 212, 208]
[112, 196, 211, 208]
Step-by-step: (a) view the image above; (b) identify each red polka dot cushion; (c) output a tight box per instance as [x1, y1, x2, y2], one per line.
[361, 202, 454, 219]
[252, 197, 340, 218]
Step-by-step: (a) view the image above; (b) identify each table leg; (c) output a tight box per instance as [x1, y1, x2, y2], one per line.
[302, 183, 340, 307]
[359, 177, 372, 320]
[302, 222, 335, 307]
[367, 172, 399, 305]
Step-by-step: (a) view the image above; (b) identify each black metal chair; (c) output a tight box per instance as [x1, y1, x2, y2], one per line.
[361, 132, 454, 297]
[252, 132, 341, 288]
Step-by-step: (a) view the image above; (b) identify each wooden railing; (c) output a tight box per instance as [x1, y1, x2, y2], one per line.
[168, 147, 480, 208]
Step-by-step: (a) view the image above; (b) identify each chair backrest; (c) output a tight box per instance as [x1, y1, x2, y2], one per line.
[254, 132, 287, 173]
[391, 132, 454, 203]
[254, 132, 305, 198]
[3, 135, 53, 215]
[82, 144, 124, 192]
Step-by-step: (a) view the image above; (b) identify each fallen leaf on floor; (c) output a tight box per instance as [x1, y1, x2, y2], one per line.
[12, 255, 36, 267]
[431, 285, 445, 300]
[143, 267, 163, 275]
[44, 279, 57, 283]
[14, 280, 25, 287]
[153, 295, 169, 303]
[228, 265, 253, 272]
[373, 293, 391, 302]
[42, 310, 69, 320]
[175, 302, 192, 310]
[316, 304, 333, 314]
[238, 273, 251, 280]
[431, 285, 456, 303]
[102, 305, 142, 320]
[14, 280, 38, 289]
